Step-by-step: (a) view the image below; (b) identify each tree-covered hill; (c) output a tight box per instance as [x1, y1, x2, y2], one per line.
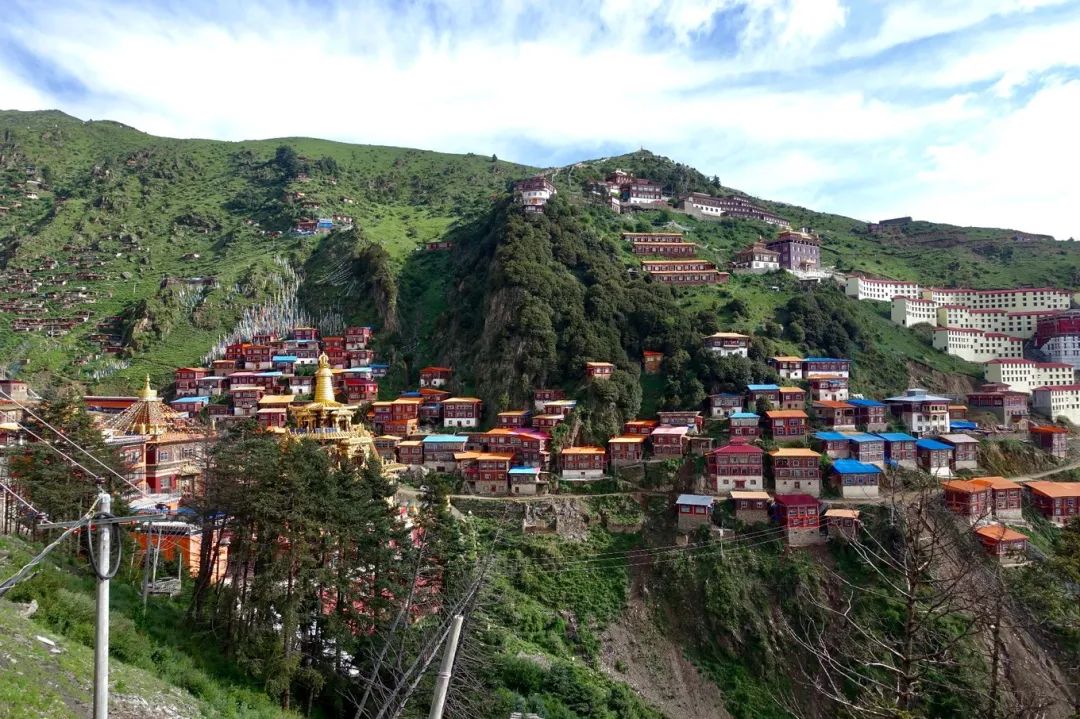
[0, 110, 1074, 394]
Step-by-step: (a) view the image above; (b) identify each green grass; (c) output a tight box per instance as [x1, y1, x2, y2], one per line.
[0, 535, 295, 719]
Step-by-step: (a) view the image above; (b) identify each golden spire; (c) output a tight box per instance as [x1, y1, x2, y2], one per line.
[139, 374, 158, 401]
[313, 353, 337, 404]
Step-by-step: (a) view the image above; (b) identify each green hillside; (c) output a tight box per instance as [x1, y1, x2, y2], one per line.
[0, 534, 294, 719]
[0, 109, 1074, 398]
[0, 110, 535, 391]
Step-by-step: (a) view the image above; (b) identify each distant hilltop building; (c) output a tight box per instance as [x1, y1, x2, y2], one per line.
[867, 216, 912, 234]
[513, 176, 557, 213]
[585, 170, 667, 213]
[678, 192, 791, 228]
[766, 230, 820, 272]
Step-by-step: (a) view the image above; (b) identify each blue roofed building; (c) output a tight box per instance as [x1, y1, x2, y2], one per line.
[830, 458, 883, 499]
[845, 432, 885, 467]
[812, 431, 851, 459]
[877, 432, 917, 468]
[916, 438, 954, 477]
[508, 465, 545, 496]
[675, 494, 715, 532]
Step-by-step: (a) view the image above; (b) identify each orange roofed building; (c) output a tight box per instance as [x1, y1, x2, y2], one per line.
[560, 446, 606, 480]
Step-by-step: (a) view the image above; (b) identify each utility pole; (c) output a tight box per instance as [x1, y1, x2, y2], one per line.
[37, 497, 173, 719]
[426, 615, 464, 719]
[93, 490, 111, 719]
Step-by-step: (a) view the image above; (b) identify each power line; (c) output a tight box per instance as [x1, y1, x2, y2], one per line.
[505, 528, 792, 576]
[0, 389, 149, 497]
[15, 421, 148, 498]
[0, 495, 101, 598]
[503, 524, 789, 571]
[0, 478, 46, 520]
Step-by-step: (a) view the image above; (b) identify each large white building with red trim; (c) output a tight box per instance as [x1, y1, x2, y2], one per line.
[891, 287, 1072, 344]
[932, 327, 1023, 363]
[1032, 384, 1080, 425]
[844, 276, 920, 302]
[984, 359, 1075, 394]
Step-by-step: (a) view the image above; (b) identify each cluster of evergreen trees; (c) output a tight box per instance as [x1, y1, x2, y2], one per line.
[438, 196, 778, 443]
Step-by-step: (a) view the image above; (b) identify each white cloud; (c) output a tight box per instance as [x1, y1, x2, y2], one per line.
[0, 0, 1078, 239]
[909, 79, 1080, 238]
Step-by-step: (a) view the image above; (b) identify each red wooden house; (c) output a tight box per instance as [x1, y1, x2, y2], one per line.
[230, 385, 263, 417]
[943, 480, 990, 522]
[374, 435, 401, 462]
[709, 393, 744, 419]
[242, 344, 273, 370]
[769, 448, 821, 496]
[966, 385, 1028, 425]
[533, 414, 565, 431]
[765, 410, 808, 441]
[778, 387, 806, 410]
[345, 326, 372, 350]
[1029, 425, 1068, 458]
[675, 494, 714, 533]
[848, 399, 888, 432]
[972, 476, 1023, 520]
[650, 426, 688, 457]
[812, 431, 850, 459]
[345, 377, 378, 403]
[706, 443, 764, 494]
[257, 407, 287, 430]
[292, 327, 319, 341]
[533, 388, 565, 411]
[398, 440, 424, 465]
[974, 524, 1029, 565]
[560, 446, 606, 479]
[813, 400, 856, 430]
[1025, 481, 1080, 526]
[730, 490, 771, 524]
[174, 367, 209, 397]
[420, 366, 453, 388]
[824, 508, 860, 542]
[657, 410, 703, 432]
[772, 494, 824, 546]
[624, 419, 659, 436]
[728, 412, 761, 441]
[460, 453, 513, 495]
[442, 397, 482, 429]
[808, 375, 849, 402]
[643, 351, 663, 374]
[608, 435, 646, 466]
[585, 361, 616, 380]
[497, 410, 531, 428]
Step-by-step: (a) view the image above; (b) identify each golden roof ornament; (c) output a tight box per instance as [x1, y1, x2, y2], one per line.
[138, 374, 158, 401]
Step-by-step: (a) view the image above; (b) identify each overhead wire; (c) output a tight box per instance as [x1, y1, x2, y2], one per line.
[0, 388, 150, 497]
[0, 494, 102, 598]
[502, 523, 789, 570]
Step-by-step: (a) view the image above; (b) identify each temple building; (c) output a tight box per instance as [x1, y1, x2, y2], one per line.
[288, 354, 378, 461]
[103, 376, 208, 495]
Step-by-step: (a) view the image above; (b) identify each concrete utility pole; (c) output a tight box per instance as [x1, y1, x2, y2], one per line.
[427, 615, 464, 719]
[93, 490, 111, 719]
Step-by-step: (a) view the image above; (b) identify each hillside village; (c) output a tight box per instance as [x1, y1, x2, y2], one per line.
[2, 118, 1080, 718]
[1, 166, 1077, 564]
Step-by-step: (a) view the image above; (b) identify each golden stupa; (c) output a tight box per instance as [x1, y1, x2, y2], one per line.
[288, 353, 377, 460]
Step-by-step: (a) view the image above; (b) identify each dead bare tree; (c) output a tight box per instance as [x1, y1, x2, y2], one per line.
[779, 486, 993, 718]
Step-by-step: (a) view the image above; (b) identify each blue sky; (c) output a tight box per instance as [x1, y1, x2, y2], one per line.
[2, 0, 1080, 238]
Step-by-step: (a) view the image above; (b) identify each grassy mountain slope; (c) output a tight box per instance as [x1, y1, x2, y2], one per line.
[1, 110, 1073, 400]
[0, 110, 534, 391]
